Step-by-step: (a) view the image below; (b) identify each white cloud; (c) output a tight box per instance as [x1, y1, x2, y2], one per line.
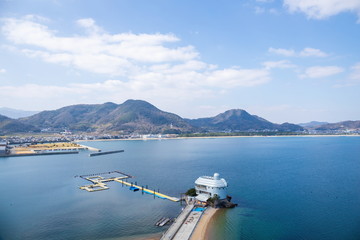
[206, 68, 270, 87]
[301, 66, 344, 78]
[262, 60, 296, 69]
[76, 18, 104, 35]
[1, 17, 198, 72]
[0, 68, 6, 73]
[268, 47, 296, 57]
[284, 0, 360, 22]
[269, 47, 329, 57]
[299, 47, 328, 57]
[0, 16, 274, 115]
[269, 8, 279, 15]
[1, 16, 271, 92]
[350, 62, 360, 81]
[336, 62, 360, 87]
[255, 7, 266, 14]
[0, 63, 270, 111]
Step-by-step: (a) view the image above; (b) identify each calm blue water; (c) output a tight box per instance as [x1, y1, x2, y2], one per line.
[1, 137, 360, 240]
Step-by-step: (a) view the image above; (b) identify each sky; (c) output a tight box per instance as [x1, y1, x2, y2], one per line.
[0, 0, 359, 123]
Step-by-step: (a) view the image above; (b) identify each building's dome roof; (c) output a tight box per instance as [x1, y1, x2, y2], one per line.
[195, 173, 228, 188]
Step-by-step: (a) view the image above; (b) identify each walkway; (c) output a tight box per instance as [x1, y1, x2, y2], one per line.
[160, 204, 194, 240]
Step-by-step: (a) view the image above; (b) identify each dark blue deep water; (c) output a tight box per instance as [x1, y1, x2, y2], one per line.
[1, 136, 360, 240]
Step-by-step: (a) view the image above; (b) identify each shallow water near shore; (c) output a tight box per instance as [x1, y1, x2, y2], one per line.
[1, 136, 360, 239]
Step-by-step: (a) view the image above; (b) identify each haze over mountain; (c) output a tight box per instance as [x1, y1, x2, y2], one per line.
[0, 114, 39, 135]
[314, 121, 360, 131]
[1, 99, 358, 135]
[0, 107, 39, 119]
[299, 121, 329, 129]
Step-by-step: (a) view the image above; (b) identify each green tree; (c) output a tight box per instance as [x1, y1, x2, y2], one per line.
[185, 188, 197, 196]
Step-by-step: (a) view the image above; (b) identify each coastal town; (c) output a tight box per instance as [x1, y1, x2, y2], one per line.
[1, 128, 359, 145]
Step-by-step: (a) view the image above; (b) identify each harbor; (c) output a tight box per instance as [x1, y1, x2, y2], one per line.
[1, 142, 93, 157]
[0, 141, 112, 157]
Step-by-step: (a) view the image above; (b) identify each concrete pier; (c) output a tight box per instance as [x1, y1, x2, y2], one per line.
[161, 205, 211, 240]
[1, 151, 79, 157]
[172, 209, 204, 240]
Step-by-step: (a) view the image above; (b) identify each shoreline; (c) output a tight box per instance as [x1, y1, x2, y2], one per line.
[76, 134, 360, 143]
[189, 207, 218, 240]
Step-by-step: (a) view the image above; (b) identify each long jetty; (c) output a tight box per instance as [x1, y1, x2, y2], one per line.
[89, 150, 124, 157]
[1, 151, 79, 158]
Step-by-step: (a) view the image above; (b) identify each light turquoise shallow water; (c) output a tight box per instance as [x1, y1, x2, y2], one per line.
[1, 136, 360, 240]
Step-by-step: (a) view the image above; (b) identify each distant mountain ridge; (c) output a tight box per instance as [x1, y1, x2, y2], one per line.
[187, 109, 303, 132]
[1, 99, 357, 134]
[299, 121, 329, 129]
[18, 100, 193, 134]
[314, 121, 360, 131]
[0, 114, 39, 134]
[0, 107, 39, 119]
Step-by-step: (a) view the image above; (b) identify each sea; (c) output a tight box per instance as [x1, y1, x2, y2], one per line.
[1, 136, 360, 240]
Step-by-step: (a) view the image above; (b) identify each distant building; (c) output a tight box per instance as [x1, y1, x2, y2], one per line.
[0, 141, 8, 155]
[195, 173, 228, 202]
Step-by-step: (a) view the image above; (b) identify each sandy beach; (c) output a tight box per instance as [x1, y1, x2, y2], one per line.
[190, 207, 218, 240]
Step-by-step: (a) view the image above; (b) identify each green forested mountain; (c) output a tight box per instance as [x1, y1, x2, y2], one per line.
[19, 100, 193, 133]
[187, 109, 304, 132]
[0, 100, 309, 134]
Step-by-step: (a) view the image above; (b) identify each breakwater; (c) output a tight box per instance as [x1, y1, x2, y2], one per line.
[89, 150, 124, 157]
[0, 151, 79, 157]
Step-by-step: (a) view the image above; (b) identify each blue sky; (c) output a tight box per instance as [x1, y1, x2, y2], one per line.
[0, 0, 359, 123]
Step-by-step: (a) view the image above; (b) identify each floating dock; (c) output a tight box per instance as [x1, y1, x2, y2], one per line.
[79, 171, 180, 202]
[114, 178, 180, 202]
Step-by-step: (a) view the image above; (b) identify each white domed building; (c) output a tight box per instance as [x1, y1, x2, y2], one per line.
[195, 173, 228, 202]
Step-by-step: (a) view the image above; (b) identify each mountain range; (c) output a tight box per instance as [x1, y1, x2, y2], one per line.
[298, 121, 329, 128]
[314, 121, 360, 131]
[0, 99, 358, 135]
